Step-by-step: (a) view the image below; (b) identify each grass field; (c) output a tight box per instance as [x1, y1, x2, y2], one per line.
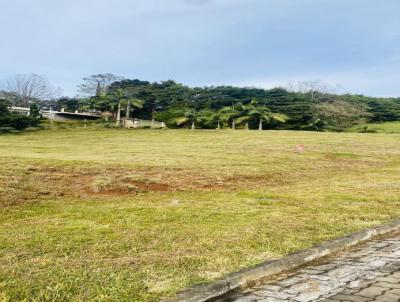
[349, 121, 400, 133]
[1, 129, 400, 302]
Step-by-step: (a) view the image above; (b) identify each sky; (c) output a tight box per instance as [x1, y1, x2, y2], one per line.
[1, 0, 400, 97]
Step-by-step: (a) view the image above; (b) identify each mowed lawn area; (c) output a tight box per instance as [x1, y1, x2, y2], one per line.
[1, 129, 400, 302]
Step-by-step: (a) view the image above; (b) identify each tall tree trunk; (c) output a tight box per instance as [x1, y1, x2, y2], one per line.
[126, 100, 131, 119]
[191, 120, 195, 130]
[231, 102, 236, 130]
[116, 101, 121, 127]
[217, 121, 221, 130]
[259, 118, 263, 130]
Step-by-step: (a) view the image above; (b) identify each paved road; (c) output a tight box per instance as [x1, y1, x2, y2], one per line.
[219, 233, 400, 302]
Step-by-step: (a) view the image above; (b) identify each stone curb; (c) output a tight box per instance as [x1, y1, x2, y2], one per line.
[164, 219, 400, 302]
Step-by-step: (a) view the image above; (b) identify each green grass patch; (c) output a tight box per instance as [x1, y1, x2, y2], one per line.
[0, 129, 400, 301]
[348, 121, 400, 133]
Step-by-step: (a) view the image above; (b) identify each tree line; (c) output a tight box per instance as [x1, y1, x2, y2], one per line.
[1, 73, 400, 131]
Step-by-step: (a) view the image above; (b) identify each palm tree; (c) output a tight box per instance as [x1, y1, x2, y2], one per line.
[125, 87, 145, 120]
[205, 111, 224, 129]
[234, 103, 254, 130]
[251, 102, 287, 130]
[172, 108, 210, 129]
[234, 100, 288, 130]
[107, 88, 144, 127]
[125, 97, 144, 119]
[218, 102, 244, 130]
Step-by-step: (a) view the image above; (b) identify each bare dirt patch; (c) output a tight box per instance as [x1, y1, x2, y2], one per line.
[0, 160, 288, 205]
[0, 149, 380, 207]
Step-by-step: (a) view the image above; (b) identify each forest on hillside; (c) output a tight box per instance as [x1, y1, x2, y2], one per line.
[63, 75, 400, 131]
[2, 74, 400, 131]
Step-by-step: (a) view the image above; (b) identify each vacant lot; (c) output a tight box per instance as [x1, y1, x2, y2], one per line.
[1, 129, 400, 302]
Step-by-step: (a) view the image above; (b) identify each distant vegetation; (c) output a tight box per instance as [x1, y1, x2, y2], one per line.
[58, 75, 400, 131]
[2, 73, 400, 132]
[0, 99, 40, 132]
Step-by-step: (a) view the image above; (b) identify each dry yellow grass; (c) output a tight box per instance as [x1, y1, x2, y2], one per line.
[0, 129, 400, 301]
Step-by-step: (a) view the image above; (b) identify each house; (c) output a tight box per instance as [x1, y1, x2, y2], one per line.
[10, 106, 31, 116]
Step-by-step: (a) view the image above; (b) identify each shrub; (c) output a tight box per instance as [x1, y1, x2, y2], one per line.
[0, 99, 40, 131]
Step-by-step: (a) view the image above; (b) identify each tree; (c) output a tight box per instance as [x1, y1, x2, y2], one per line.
[237, 100, 288, 130]
[29, 103, 41, 119]
[218, 102, 245, 130]
[0, 98, 40, 131]
[77, 73, 123, 97]
[57, 97, 80, 112]
[0, 74, 60, 107]
[287, 80, 335, 102]
[172, 108, 210, 129]
[0, 98, 9, 115]
[204, 110, 224, 129]
[106, 88, 144, 126]
[313, 100, 371, 131]
[125, 96, 144, 120]
[249, 100, 289, 130]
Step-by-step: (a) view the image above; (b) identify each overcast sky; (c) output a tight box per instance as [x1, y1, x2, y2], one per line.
[1, 0, 399, 97]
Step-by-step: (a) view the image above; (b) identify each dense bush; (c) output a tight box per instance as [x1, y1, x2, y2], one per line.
[0, 99, 40, 131]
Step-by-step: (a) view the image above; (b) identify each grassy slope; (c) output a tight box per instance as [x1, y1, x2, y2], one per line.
[1, 129, 400, 302]
[349, 121, 400, 133]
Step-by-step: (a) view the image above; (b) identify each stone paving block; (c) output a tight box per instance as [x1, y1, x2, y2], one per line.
[363, 259, 389, 268]
[376, 276, 400, 284]
[387, 288, 400, 296]
[284, 279, 327, 294]
[350, 279, 375, 290]
[363, 273, 385, 280]
[357, 286, 387, 298]
[348, 280, 363, 288]
[327, 267, 354, 278]
[339, 289, 359, 295]
[374, 292, 399, 302]
[253, 291, 291, 300]
[376, 281, 400, 289]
